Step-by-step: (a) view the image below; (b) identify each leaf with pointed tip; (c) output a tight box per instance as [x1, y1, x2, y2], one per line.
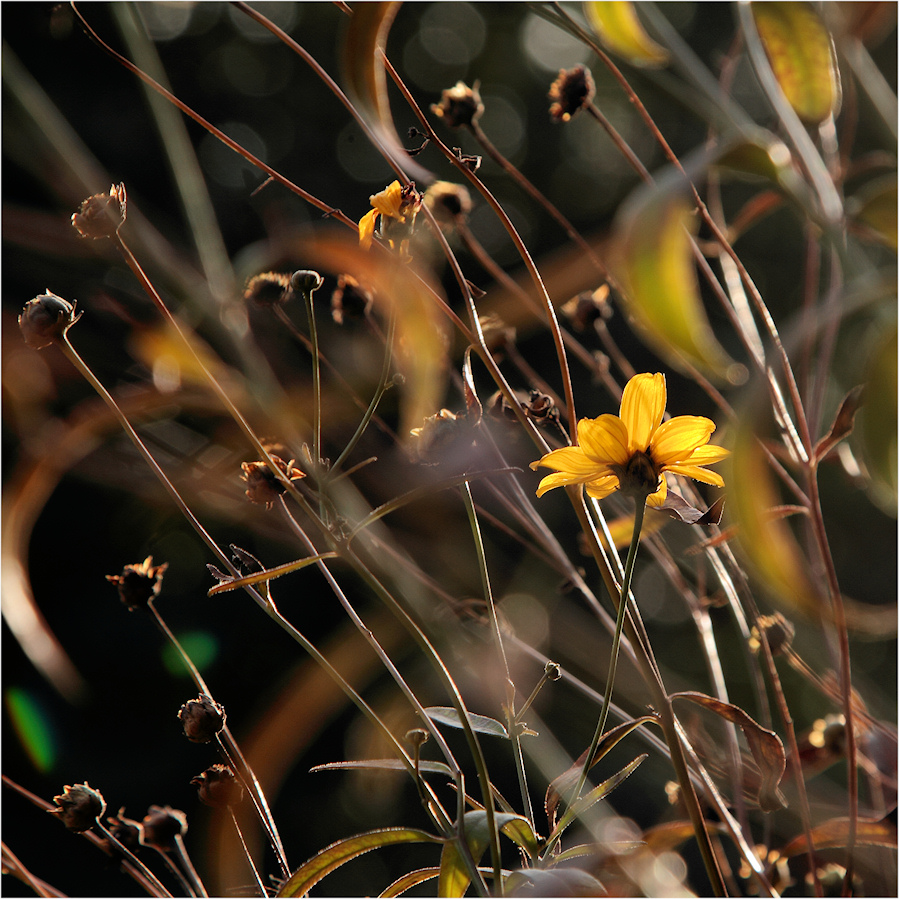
[585, 1, 668, 67]
[207, 552, 338, 596]
[505, 868, 608, 897]
[438, 811, 536, 897]
[310, 759, 453, 777]
[612, 180, 740, 383]
[781, 816, 897, 857]
[751, 2, 841, 124]
[276, 828, 443, 897]
[379, 867, 441, 898]
[425, 707, 508, 739]
[672, 691, 787, 812]
[814, 385, 864, 462]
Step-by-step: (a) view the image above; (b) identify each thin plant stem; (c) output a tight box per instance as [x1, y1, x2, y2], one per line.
[94, 820, 174, 898]
[228, 808, 268, 897]
[171, 833, 208, 898]
[461, 482, 535, 834]
[571, 497, 646, 805]
[301, 283, 323, 472]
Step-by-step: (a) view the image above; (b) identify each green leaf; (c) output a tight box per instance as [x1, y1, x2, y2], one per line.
[848, 174, 898, 250]
[437, 812, 536, 897]
[425, 706, 509, 739]
[505, 868, 608, 897]
[612, 179, 741, 383]
[751, 2, 841, 124]
[585, 1, 668, 67]
[310, 759, 453, 777]
[550, 755, 648, 840]
[379, 867, 441, 897]
[276, 828, 442, 897]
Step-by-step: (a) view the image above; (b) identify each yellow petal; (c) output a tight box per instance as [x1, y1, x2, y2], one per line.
[577, 415, 630, 466]
[663, 462, 725, 487]
[620, 373, 666, 453]
[371, 180, 404, 219]
[683, 443, 730, 465]
[531, 445, 602, 475]
[536, 469, 596, 497]
[585, 475, 621, 500]
[358, 208, 379, 249]
[652, 415, 716, 463]
[645, 473, 668, 507]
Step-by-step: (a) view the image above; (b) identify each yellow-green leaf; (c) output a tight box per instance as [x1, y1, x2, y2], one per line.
[585, 1, 668, 67]
[751, 2, 841, 124]
[727, 414, 818, 616]
[277, 828, 442, 897]
[781, 816, 897, 857]
[848, 174, 898, 250]
[612, 182, 740, 383]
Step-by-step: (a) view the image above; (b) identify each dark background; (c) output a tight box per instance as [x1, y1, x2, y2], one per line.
[3, 3, 896, 896]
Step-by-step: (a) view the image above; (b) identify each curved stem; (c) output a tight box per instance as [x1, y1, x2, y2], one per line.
[571, 498, 646, 805]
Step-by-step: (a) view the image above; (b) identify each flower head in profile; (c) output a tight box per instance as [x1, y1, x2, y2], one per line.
[530, 373, 728, 507]
[358, 180, 422, 257]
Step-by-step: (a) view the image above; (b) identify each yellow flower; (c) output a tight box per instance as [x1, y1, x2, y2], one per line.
[530, 373, 728, 507]
[358, 180, 421, 253]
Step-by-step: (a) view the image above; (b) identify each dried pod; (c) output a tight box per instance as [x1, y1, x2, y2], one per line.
[424, 181, 472, 230]
[71, 183, 127, 238]
[749, 612, 796, 656]
[49, 782, 106, 832]
[191, 764, 243, 808]
[178, 694, 226, 743]
[405, 728, 430, 749]
[106, 807, 144, 851]
[331, 274, 374, 324]
[549, 65, 596, 122]
[106, 556, 168, 612]
[19, 292, 82, 349]
[431, 80, 484, 129]
[560, 286, 610, 331]
[240, 455, 306, 509]
[409, 408, 477, 464]
[290, 269, 324, 294]
[243, 272, 291, 307]
[141, 805, 187, 851]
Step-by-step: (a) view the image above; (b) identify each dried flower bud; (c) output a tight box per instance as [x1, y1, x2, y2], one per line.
[560, 286, 610, 331]
[525, 391, 560, 428]
[49, 782, 106, 832]
[424, 181, 472, 230]
[405, 728, 430, 749]
[141, 805, 187, 851]
[487, 389, 528, 424]
[243, 272, 291, 307]
[549, 65, 595, 122]
[290, 269, 324, 294]
[71, 183, 127, 238]
[178, 694, 226, 743]
[331, 274, 374, 324]
[191, 764, 243, 808]
[544, 661, 562, 681]
[19, 292, 82, 349]
[106, 556, 168, 611]
[106, 807, 144, 851]
[431, 80, 484, 129]
[240, 455, 306, 509]
[410, 408, 477, 464]
[749, 612, 795, 656]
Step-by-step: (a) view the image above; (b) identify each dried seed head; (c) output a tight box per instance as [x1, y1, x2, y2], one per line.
[106, 556, 168, 612]
[190, 764, 243, 808]
[331, 274, 374, 324]
[178, 694, 226, 743]
[290, 269, 324, 295]
[560, 286, 611, 332]
[410, 408, 476, 463]
[405, 727, 430, 749]
[431, 80, 484, 129]
[243, 272, 291, 307]
[71, 183, 127, 238]
[549, 65, 595, 122]
[19, 292, 82, 349]
[106, 807, 144, 851]
[749, 612, 796, 656]
[240, 455, 306, 509]
[141, 805, 187, 851]
[544, 660, 562, 681]
[525, 390, 560, 428]
[424, 181, 472, 230]
[49, 782, 106, 832]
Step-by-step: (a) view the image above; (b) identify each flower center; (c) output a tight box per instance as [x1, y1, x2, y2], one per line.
[613, 450, 661, 499]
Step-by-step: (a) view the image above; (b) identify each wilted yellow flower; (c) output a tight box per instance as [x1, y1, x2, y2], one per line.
[358, 180, 421, 256]
[530, 373, 728, 507]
